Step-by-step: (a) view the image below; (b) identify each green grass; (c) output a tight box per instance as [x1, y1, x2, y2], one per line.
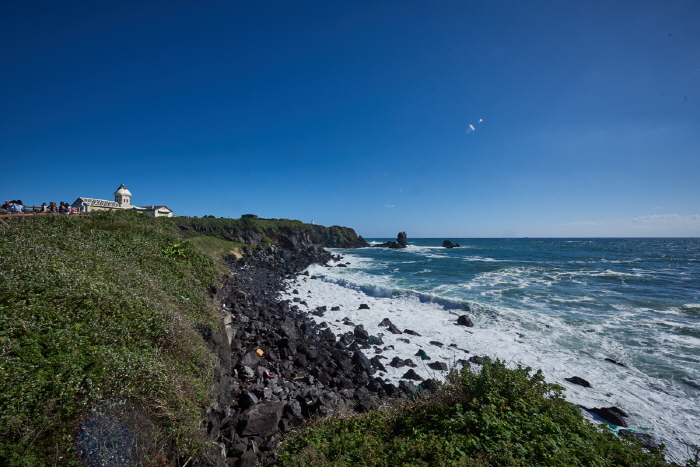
[277, 361, 677, 467]
[0, 211, 223, 465]
[186, 235, 246, 261]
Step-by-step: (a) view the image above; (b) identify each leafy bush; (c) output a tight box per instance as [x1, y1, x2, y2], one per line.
[277, 361, 673, 467]
[0, 211, 222, 465]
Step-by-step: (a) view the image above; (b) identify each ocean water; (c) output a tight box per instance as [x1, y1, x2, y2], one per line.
[280, 238, 700, 461]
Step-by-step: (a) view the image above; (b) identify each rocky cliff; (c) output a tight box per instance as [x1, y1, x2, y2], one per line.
[173, 217, 369, 250]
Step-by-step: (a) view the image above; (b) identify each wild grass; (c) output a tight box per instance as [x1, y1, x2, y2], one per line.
[0, 211, 223, 465]
[185, 235, 246, 261]
[277, 361, 677, 467]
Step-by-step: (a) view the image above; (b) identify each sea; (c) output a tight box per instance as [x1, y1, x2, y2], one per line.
[280, 238, 700, 462]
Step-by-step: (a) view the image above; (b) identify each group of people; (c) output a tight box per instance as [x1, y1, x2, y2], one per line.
[2, 200, 25, 213]
[2, 200, 78, 214]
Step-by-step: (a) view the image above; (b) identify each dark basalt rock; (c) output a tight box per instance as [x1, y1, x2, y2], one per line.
[443, 240, 455, 248]
[586, 406, 629, 427]
[404, 329, 421, 336]
[402, 369, 423, 381]
[372, 232, 408, 249]
[397, 231, 408, 247]
[620, 430, 659, 451]
[427, 361, 448, 371]
[469, 355, 492, 365]
[358, 303, 370, 310]
[201, 238, 426, 466]
[457, 315, 474, 327]
[605, 358, 626, 367]
[379, 318, 402, 334]
[238, 401, 285, 437]
[565, 376, 591, 388]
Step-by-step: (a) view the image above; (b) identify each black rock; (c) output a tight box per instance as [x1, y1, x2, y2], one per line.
[442, 240, 455, 248]
[359, 304, 370, 310]
[605, 358, 626, 367]
[427, 361, 448, 371]
[399, 380, 419, 395]
[619, 430, 659, 451]
[457, 315, 474, 327]
[429, 341, 444, 347]
[402, 369, 423, 381]
[238, 401, 285, 437]
[354, 325, 370, 340]
[404, 329, 421, 336]
[468, 355, 491, 365]
[565, 376, 591, 388]
[371, 232, 409, 249]
[397, 231, 408, 247]
[390, 356, 406, 368]
[352, 350, 372, 373]
[586, 406, 629, 427]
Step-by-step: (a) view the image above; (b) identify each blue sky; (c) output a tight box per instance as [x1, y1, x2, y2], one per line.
[2, 1, 699, 237]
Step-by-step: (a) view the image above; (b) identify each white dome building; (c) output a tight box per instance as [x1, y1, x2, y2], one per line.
[114, 184, 132, 207]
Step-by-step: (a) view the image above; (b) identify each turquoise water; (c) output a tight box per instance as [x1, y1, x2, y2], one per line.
[312, 238, 700, 459]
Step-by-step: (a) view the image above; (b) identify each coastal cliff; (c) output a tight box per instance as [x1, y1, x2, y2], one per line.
[0, 213, 675, 467]
[172, 217, 369, 250]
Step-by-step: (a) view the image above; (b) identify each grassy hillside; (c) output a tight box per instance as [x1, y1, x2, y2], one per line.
[0, 212, 222, 465]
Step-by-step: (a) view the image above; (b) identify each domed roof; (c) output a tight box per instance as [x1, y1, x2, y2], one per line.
[114, 184, 132, 196]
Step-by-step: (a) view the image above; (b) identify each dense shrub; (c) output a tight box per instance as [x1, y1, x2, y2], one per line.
[278, 361, 673, 467]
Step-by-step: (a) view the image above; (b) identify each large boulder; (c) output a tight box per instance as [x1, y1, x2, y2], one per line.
[443, 240, 455, 248]
[238, 401, 285, 436]
[457, 315, 474, 327]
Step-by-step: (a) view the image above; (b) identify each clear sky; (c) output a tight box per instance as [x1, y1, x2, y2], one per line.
[2, 1, 699, 237]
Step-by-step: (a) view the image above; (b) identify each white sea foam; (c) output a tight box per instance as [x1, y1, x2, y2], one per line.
[281, 264, 700, 462]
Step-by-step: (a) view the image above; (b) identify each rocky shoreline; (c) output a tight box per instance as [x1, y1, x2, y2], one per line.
[196, 239, 661, 466]
[197, 243, 441, 467]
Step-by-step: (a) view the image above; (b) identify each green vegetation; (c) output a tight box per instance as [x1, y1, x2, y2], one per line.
[185, 235, 246, 261]
[0, 211, 222, 465]
[278, 362, 674, 467]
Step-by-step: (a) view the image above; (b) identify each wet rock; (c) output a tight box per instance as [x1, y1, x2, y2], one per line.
[354, 325, 369, 340]
[457, 315, 474, 327]
[358, 304, 370, 310]
[586, 406, 629, 427]
[402, 369, 423, 381]
[468, 355, 491, 365]
[565, 376, 591, 388]
[404, 329, 421, 336]
[605, 358, 626, 367]
[427, 361, 448, 371]
[620, 430, 659, 450]
[415, 349, 430, 361]
[399, 380, 419, 394]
